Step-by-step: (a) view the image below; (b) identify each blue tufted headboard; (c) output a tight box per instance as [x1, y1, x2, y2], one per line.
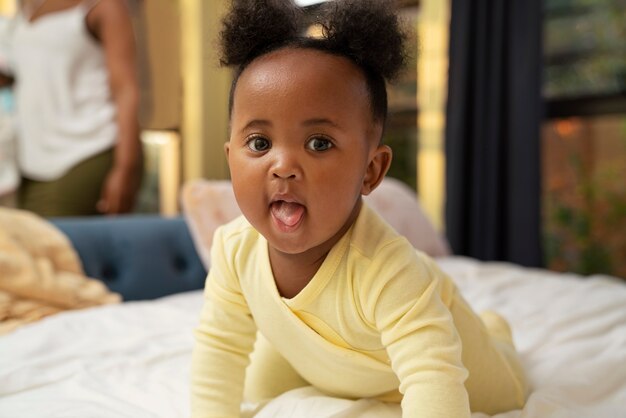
[51, 216, 207, 301]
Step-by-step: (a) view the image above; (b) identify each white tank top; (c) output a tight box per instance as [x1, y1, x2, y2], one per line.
[12, 0, 117, 181]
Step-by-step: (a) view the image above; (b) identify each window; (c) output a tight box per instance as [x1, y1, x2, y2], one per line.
[542, 0, 626, 278]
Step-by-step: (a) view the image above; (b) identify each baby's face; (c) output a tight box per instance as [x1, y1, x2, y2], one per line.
[226, 48, 388, 256]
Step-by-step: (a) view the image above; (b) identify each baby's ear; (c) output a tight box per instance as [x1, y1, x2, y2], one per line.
[361, 144, 392, 195]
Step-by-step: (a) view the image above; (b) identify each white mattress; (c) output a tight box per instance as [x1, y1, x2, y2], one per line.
[1, 257, 625, 418]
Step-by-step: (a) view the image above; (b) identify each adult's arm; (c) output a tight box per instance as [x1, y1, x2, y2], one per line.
[88, 0, 142, 214]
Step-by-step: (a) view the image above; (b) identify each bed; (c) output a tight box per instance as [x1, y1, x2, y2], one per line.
[1, 180, 625, 418]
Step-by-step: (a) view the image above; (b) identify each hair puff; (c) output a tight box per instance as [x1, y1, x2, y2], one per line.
[219, 0, 303, 67]
[320, 0, 409, 82]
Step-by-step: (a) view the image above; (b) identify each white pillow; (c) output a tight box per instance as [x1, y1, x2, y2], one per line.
[181, 177, 450, 269]
[181, 179, 241, 269]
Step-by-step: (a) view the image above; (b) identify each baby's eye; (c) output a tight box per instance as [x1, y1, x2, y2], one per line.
[306, 136, 333, 152]
[246, 136, 271, 152]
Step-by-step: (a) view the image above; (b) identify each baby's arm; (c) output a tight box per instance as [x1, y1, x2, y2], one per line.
[362, 244, 471, 418]
[191, 228, 257, 418]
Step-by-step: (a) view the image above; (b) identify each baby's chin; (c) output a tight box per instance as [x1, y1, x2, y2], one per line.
[266, 236, 319, 256]
[264, 229, 336, 258]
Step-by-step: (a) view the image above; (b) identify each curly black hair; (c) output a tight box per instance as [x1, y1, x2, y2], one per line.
[219, 0, 410, 127]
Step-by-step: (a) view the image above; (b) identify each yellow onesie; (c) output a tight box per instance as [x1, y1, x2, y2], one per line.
[191, 204, 527, 418]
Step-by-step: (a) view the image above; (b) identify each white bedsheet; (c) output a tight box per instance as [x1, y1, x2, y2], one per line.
[1, 257, 625, 418]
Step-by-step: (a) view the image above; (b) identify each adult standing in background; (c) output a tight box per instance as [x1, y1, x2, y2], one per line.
[0, 0, 142, 216]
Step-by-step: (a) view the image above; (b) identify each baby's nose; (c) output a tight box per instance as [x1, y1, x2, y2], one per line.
[271, 151, 301, 180]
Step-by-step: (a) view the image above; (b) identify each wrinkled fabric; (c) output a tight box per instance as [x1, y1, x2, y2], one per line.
[0, 207, 120, 334]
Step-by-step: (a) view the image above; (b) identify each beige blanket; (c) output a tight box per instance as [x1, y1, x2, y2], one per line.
[0, 208, 120, 335]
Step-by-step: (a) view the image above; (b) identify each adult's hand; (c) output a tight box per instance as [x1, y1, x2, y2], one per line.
[97, 164, 142, 215]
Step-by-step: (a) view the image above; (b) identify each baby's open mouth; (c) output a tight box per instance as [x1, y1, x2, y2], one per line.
[271, 201, 305, 228]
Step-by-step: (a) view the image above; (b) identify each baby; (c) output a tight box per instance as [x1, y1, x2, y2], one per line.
[191, 1, 528, 417]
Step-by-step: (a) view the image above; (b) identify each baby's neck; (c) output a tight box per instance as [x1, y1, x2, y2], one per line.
[269, 248, 327, 299]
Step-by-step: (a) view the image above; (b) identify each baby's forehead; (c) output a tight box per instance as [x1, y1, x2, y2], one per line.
[246, 47, 358, 71]
[237, 47, 368, 94]
[235, 48, 370, 113]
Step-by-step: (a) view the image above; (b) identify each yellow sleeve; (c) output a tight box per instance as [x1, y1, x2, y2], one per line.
[360, 242, 470, 418]
[190, 227, 257, 418]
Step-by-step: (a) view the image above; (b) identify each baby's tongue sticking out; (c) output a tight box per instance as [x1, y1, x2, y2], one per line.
[271, 201, 305, 227]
